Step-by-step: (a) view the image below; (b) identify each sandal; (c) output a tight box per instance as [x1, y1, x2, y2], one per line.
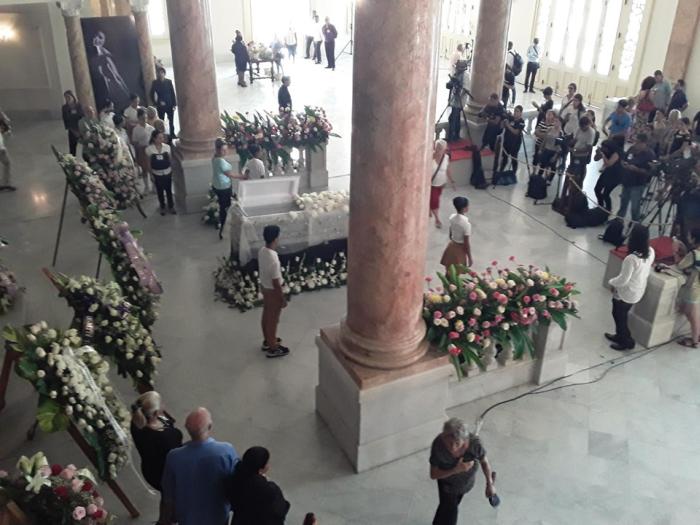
[678, 337, 697, 348]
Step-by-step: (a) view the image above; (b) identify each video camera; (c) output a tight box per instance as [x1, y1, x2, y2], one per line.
[446, 60, 469, 90]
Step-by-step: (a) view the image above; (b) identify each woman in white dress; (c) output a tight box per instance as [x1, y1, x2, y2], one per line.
[440, 196, 473, 270]
[430, 139, 455, 228]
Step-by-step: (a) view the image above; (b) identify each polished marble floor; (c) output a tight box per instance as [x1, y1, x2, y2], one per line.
[1, 56, 699, 525]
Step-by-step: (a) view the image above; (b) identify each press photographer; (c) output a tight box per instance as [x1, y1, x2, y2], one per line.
[478, 93, 506, 152]
[494, 105, 524, 185]
[618, 133, 657, 222]
[594, 136, 625, 211]
[446, 60, 469, 142]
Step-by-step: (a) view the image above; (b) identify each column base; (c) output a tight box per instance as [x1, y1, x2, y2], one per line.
[174, 136, 220, 161]
[171, 146, 216, 213]
[315, 325, 452, 472]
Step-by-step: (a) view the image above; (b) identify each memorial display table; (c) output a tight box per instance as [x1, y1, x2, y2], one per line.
[227, 177, 349, 266]
[602, 236, 683, 347]
[249, 58, 283, 84]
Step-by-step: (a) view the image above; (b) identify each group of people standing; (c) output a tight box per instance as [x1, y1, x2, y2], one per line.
[129, 395, 315, 525]
[59, 66, 179, 216]
[303, 10, 339, 70]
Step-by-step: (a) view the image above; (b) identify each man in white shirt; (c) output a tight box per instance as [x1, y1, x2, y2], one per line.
[131, 108, 155, 192]
[568, 115, 595, 177]
[524, 37, 541, 93]
[0, 116, 14, 192]
[304, 11, 317, 59]
[312, 15, 323, 64]
[450, 44, 464, 75]
[123, 93, 140, 138]
[243, 144, 267, 179]
[258, 225, 289, 358]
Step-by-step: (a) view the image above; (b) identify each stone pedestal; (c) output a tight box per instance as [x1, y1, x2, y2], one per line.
[171, 151, 214, 213]
[299, 146, 329, 193]
[467, 0, 511, 111]
[60, 1, 96, 110]
[131, 0, 156, 105]
[166, 0, 220, 158]
[316, 327, 452, 472]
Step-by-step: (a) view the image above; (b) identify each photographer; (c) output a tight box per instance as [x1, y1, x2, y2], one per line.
[430, 418, 495, 525]
[534, 110, 563, 182]
[594, 136, 624, 211]
[567, 116, 596, 178]
[617, 133, 656, 222]
[496, 105, 524, 183]
[447, 62, 468, 142]
[478, 93, 505, 152]
[675, 229, 700, 348]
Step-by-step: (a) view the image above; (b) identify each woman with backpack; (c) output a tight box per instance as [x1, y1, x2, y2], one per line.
[675, 229, 700, 348]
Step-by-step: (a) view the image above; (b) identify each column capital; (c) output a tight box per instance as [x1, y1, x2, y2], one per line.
[59, 0, 84, 17]
[130, 0, 149, 14]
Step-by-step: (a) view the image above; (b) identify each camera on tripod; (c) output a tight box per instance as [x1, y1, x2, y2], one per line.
[446, 60, 469, 90]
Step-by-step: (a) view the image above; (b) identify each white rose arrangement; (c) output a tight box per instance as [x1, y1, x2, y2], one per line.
[294, 190, 350, 214]
[3, 323, 131, 480]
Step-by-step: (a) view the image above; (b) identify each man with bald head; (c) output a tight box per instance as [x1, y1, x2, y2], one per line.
[160, 408, 238, 525]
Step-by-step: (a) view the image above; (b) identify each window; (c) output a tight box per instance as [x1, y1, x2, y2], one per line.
[534, 0, 552, 49]
[580, 0, 604, 71]
[548, 0, 571, 64]
[618, 0, 647, 80]
[596, 0, 622, 75]
[148, 0, 167, 37]
[563, 0, 585, 67]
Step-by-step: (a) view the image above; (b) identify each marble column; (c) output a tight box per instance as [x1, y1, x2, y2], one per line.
[113, 0, 131, 16]
[166, 0, 221, 158]
[60, 0, 96, 111]
[316, 1, 452, 473]
[100, 0, 112, 16]
[663, 0, 700, 80]
[339, 0, 441, 371]
[131, 0, 156, 105]
[467, 0, 511, 110]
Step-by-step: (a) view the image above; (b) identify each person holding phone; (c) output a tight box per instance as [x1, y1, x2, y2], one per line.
[429, 418, 495, 525]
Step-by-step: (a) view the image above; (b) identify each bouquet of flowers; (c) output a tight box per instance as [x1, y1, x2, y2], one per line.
[201, 188, 220, 228]
[247, 42, 274, 61]
[0, 261, 21, 315]
[46, 272, 161, 389]
[0, 452, 112, 524]
[214, 252, 348, 311]
[83, 206, 160, 328]
[294, 190, 349, 214]
[56, 154, 116, 214]
[284, 106, 336, 152]
[423, 259, 580, 376]
[81, 124, 140, 210]
[3, 323, 131, 480]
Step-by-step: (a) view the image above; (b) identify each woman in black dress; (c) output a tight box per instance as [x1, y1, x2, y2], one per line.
[62, 91, 83, 156]
[130, 391, 182, 492]
[229, 446, 290, 525]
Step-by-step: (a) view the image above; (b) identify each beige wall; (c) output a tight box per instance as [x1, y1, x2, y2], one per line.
[0, 1, 74, 119]
[684, 24, 700, 120]
[636, 0, 679, 90]
[507, 0, 537, 55]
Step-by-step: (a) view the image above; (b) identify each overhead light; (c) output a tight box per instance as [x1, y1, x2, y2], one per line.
[0, 26, 16, 42]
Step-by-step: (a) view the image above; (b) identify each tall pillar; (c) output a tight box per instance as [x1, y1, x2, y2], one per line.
[315, 0, 453, 473]
[59, 1, 96, 111]
[468, 0, 511, 110]
[100, 0, 112, 16]
[663, 0, 700, 80]
[166, 0, 220, 158]
[131, 0, 156, 105]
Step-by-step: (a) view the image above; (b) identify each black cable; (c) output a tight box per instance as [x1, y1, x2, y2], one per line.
[474, 334, 681, 433]
[484, 189, 607, 264]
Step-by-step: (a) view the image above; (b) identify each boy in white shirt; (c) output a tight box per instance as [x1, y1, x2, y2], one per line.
[123, 93, 140, 133]
[243, 144, 267, 179]
[258, 225, 289, 358]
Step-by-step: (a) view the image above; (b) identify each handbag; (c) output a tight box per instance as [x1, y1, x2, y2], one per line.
[431, 154, 446, 183]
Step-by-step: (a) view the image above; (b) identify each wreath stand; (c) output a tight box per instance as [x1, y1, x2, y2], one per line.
[50, 146, 147, 269]
[0, 343, 140, 519]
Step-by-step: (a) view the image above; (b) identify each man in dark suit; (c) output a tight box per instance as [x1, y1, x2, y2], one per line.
[322, 17, 338, 70]
[278, 76, 292, 112]
[150, 67, 178, 137]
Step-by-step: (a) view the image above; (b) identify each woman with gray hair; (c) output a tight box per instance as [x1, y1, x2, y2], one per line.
[429, 417, 496, 525]
[430, 139, 455, 229]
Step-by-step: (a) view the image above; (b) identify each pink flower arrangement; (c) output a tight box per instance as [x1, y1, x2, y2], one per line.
[424, 261, 580, 375]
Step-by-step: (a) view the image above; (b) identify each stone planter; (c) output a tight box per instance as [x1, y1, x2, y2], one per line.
[299, 145, 329, 193]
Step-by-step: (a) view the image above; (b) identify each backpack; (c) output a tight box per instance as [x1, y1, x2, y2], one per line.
[600, 218, 625, 246]
[511, 52, 523, 76]
[526, 174, 547, 201]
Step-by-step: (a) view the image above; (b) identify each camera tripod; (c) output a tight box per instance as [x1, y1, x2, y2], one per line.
[435, 87, 474, 144]
[638, 175, 678, 237]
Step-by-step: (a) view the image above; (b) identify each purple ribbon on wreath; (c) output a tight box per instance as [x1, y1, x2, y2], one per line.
[0, 270, 18, 298]
[112, 222, 163, 295]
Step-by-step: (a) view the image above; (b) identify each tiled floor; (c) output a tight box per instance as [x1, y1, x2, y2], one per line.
[1, 57, 699, 524]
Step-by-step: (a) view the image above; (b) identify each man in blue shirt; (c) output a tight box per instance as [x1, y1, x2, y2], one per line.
[524, 38, 541, 93]
[604, 100, 632, 138]
[160, 408, 239, 525]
